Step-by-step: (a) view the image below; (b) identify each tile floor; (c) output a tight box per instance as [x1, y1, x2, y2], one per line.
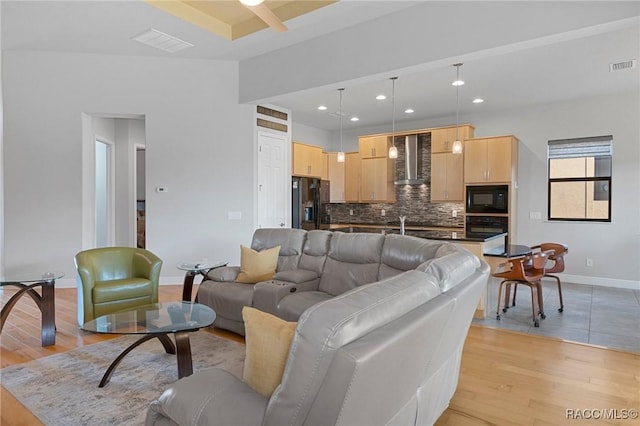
[472, 278, 640, 353]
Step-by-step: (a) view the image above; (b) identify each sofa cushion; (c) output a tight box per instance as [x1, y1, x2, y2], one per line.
[318, 232, 385, 296]
[251, 228, 306, 272]
[379, 235, 451, 280]
[272, 268, 318, 284]
[206, 266, 240, 282]
[242, 307, 296, 397]
[237, 245, 281, 284]
[276, 291, 334, 322]
[297, 230, 332, 275]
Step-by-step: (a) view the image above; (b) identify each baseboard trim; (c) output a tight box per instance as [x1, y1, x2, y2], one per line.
[559, 274, 640, 290]
[44, 274, 640, 291]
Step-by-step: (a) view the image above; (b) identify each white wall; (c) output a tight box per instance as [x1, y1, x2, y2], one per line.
[3, 51, 255, 286]
[291, 122, 334, 150]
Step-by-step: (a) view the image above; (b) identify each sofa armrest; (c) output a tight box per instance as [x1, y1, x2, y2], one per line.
[206, 266, 241, 282]
[253, 279, 319, 317]
[273, 269, 318, 284]
[146, 369, 267, 426]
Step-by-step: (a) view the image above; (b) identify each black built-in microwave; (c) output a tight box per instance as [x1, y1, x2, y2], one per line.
[466, 185, 508, 214]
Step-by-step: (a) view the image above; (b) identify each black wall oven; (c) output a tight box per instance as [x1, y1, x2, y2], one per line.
[465, 216, 508, 238]
[466, 185, 508, 214]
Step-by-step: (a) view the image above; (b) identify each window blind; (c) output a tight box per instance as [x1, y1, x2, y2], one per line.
[548, 135, 613, 159]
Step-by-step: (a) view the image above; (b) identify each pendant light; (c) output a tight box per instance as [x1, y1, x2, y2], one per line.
[388, 77, 398, 159]
[451, 63, 463, 154]
[336, 88, 345, 163]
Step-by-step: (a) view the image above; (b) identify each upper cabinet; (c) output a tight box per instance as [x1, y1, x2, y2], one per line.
[464, 135, 519, 184]
[292, 142, 324, 177]
[431, 125, 474, 153]
[326, 152, 345, 203]
[431, 152, 464, 202]
[359, 135, 390, 159]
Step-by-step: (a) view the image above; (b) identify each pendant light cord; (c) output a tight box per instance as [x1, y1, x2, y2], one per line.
[455, 64, 461, 142]
[391, 77, 397, 148]
[339, 88, 344, 152]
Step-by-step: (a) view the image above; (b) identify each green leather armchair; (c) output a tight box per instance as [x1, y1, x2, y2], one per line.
[75, 247, 163, 325]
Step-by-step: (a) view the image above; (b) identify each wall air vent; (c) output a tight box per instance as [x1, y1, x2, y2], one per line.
[609, 59, 636, 72]
[131, 28, 194, 53]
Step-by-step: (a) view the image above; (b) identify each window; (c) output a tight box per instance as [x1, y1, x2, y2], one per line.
[547, 135, 612, 222]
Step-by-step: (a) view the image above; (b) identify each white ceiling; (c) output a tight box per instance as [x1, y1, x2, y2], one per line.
[2, 1, 639, 132]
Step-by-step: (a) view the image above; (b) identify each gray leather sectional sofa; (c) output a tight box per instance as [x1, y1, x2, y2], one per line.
[146, 228, 489, 426]
[196, 228, 482, 335]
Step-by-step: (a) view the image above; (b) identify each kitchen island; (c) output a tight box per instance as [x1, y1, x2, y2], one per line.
[330, 224, 506, 318]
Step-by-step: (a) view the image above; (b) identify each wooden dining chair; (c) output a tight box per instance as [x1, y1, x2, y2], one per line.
[492, 251, 548, 327]
[532, 243, 568, 312]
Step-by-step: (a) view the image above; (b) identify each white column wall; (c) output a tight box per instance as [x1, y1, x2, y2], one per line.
[3, 51, 255, 286]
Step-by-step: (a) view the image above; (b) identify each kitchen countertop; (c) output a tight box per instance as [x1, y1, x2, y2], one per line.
[330, 225, 507, 243]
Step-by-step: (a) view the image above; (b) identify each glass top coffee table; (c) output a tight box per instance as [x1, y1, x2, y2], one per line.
[82, 301, 216, 387]
[1, 272, 64, 346]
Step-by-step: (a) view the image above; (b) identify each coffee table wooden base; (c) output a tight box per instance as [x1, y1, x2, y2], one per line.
[0, 280, 56, 346]
[99, 331, 194, 387]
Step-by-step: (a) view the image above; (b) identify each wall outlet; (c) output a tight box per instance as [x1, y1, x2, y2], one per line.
[349, 209, 354, 216]
[381, 209, 386, 217]
[586, 258, 593, 267]
[529, 211, 542, 220]
[452, 210, 457, 217]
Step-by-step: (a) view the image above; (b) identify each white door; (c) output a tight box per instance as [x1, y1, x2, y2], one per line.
[95, 139, 114, 247]
[257, 130, 287, 228]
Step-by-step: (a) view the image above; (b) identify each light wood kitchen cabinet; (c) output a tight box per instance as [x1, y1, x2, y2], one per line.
[320, 152, 329, 181]
[430, 125, 474, 153]
[464, 135, 519, 184]
[326, 152, 345, 202]
[359, 135, 390, 159]
[345, 152, 361, 202]
[360, 157, 395, 203]
[292, 142, 324, 177]
[431, 152, 464, 201]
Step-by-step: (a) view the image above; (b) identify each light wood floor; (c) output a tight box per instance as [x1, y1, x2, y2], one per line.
[1, 285, 638, 425]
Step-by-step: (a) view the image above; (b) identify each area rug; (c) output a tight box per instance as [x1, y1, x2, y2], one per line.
[0, 331, 245, 425]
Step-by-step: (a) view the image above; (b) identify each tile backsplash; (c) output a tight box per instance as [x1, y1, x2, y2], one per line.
[327, 133, 465, 227]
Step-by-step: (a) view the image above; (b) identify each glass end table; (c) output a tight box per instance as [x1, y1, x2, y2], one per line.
[82, 301, 216, 387]
[1, 272, 64, 346]
[177, 260, 227, 302]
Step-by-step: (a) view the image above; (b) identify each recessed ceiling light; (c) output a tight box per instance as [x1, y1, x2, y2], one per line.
[472, 98, 484, 104]
[317, 105, 328, 111]
[350, 117, 359, 122]
[131, 28, 193, 53]
[376, 94, 387, 100]
[451, 80, 465, 86]
[404, 108, 414, 114]
[239, 0, 264, 6]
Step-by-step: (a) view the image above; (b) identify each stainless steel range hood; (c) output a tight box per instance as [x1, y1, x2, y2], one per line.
[394, 134, 425, 185]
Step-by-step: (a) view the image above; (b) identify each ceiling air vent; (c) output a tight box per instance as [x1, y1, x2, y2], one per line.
[131, 28, 194, 53]
[609, 59, 636, 72]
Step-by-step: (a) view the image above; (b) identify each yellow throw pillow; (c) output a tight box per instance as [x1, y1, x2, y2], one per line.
[242, 307, 296, 397]
[236, 245, 281, 284]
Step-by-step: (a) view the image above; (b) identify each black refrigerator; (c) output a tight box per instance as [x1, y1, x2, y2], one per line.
[292, 177, 330, 230]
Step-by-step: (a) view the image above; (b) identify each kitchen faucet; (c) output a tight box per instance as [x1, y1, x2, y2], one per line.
[399, 216, 406, 235]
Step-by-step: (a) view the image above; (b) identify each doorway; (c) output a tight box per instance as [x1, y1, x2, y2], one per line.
[82, 114, 146, 250]
[257, 130, 288, 228]
[95, 139, 114, 247]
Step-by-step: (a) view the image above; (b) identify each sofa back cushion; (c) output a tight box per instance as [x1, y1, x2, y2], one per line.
[251, 228, 307, 272]
[297, 230, 332, 275]
[317, 232, 385, 296]
[379, 235, 455, 280]
[262, 270, 441, 426]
